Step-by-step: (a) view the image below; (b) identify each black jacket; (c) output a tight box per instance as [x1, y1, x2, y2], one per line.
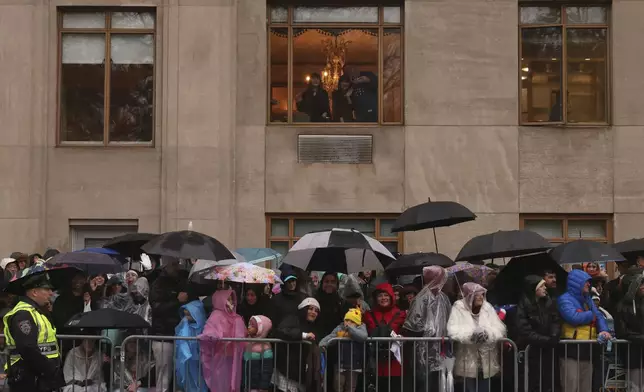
[149, 272, 190, 336]
[272, 309, 322, 386]
[269, 289, 305, 329]
[52, 291, 97, 335]
[514, 275, 561, 349]
[296, 87, 330, 122]
[615, 273, 644, 369]
[315, 290, 349, 338]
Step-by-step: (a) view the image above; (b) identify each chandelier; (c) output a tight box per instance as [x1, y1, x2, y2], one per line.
[321, 36, 351, 94]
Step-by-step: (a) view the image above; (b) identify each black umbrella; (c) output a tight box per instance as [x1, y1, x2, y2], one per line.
[66, 308, 150, 329]
[550, 240, 626, 265]
[455, 230, 553, 262]
[3, 264, 83, 295]
[103, 233, 158, 258]
[49, 252, 124, 275]
[281, 228, 396, 274]
[487, 253, 567, 305]
[385, 252, 454, 276]
[613, 238, 644, 261]
[142, 230, 234, 261]
[392, 200, 476, 251]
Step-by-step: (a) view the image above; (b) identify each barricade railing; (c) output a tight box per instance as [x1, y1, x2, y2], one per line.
[322, 336, 519, 392]
[0, 334, 114, 392]
[120, 334, 312, 392]
[522, 339, 635, 392]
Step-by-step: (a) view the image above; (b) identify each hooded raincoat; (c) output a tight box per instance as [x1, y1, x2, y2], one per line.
[62, 345, 108, 392]
[176, 300, 207, 392]
[403, 266, 452, 373]
[557, 269, 608, 359]
[199, 289, 247, 392]
[243, 315, 274, 391]
[447, 282, 506, 379]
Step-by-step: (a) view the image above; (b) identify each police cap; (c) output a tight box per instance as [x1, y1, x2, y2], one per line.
[22, 274, 55, 291]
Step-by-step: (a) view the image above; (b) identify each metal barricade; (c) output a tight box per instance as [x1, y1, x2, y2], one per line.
[0, 334, 114, 392]
[120, 334, 311, 392]
[523, 339, 634, 392]
[322, 337, 519, 392]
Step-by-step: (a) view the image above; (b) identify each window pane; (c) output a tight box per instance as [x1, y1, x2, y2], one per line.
[383, 7, 401, 24]
[60, 34, 105, 142]
[294, 219, 375, 237]
[111, 12, 155, 29]
[566, 7, 607, 24]
[566, 28, 607, 123]
[62, 12, 106, 28]
[109, 34, 154, 142]
[520, 7, 561, 25]
[383, 28, 402, 123]
[380, 219, 397, 237]
[524, 219, 563, 239]
[292, 29, 378, 123]
[382, 242, 398, 254]
[270, 219, 289, 237]
[270, 6, 287, 23]
[270, 241, 290, 259]
[293, 7, 378, 23]
[270, 28, 288, 123]
[520, 27, 563, 122]
[567, 220, 607, 239]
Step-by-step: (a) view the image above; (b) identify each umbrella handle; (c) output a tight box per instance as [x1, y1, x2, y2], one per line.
[428, 196, 439, 252]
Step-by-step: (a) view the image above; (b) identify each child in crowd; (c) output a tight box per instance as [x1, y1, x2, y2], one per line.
[320, 308, 368, 392]
[243, 315, 274, 392]
[176, 300, 207, 392]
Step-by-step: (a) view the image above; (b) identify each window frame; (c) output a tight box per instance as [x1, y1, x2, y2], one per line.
[266, 213, 404, 253]
[520, 213, 615, 276]
[518, 5, 611, 126]
[56, 8, 157, 147]
[267, 5, 404, 126]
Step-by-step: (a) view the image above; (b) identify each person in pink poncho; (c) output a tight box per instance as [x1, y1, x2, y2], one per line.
[199, 289, 247, 392]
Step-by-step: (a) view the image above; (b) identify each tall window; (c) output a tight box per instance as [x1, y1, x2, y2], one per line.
[269, 6, 403, 124]
[519, 6, 609, 125]
[266, 215, 403, 257]
[59, 10, 155, 145]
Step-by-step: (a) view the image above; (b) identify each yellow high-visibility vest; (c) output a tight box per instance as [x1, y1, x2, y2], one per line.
[2, 301, 59, 369]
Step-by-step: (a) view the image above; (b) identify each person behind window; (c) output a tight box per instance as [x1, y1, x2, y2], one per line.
[343, 65, 378, 123]
[332, 76, 355, 122]
[295, 73, 330, 122]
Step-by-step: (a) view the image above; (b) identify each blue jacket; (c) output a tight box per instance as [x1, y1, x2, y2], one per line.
[175, 300, 207, 392]
[558, 269, 608, 335]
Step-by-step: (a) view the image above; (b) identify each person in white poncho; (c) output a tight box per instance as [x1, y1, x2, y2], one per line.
[62, 339, 108, 392]
[447, 282, 506, 392]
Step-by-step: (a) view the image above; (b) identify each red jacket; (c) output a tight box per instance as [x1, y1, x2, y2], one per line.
[364, 283, 407, 377]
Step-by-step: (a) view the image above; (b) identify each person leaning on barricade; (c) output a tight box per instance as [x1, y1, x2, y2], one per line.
[447, 282, 506, 392]
[2, 273, 64, 392]
[615, 272, 644, 391]
[557, 269, 613, 392]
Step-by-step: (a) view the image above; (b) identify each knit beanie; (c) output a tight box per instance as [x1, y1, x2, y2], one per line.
[344, 308, 362, 325]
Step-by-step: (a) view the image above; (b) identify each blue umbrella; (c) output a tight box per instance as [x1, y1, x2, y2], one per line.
[235, 248, 282, 265]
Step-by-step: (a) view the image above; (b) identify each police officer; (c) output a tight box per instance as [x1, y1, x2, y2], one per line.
[3, 273, 63, 391]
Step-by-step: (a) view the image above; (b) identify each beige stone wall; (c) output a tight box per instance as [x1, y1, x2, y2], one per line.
[1, 0, 644, 259]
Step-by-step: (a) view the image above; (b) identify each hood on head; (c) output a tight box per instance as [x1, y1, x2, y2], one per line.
[372, 283, 395, 309]
[132, 277, 150, 298]
[522, 275, 545, 299]
[422, 266, 448, 292]
[0, 258, 15, 270]
[212, 289, 237, 313]
[181, 299, 207, 328]
[462, 282, 487, 310]
[342, 275, 364, 299]
[622, 272, 644, 304]
[251, 315, 273, 338]
[566, 269, 592, 298]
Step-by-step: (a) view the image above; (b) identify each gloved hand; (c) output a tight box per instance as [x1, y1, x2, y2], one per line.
[548, 336, 560, 347]
[472, 331, 488, 344]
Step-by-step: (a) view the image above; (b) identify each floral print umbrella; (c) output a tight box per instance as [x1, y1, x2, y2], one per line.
[207, 262, 283, 285]
[446, 263, 494, 286]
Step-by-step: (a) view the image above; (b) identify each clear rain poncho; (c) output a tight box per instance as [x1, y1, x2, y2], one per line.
[403, 266, 452, 373]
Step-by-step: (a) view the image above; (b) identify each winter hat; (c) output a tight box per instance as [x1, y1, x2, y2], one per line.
[0, 258, 16, 270]
[535, 279, 546, 293]
[298, 297, 321, 311]
[284, 275, 297, 282]
[344, 308, 362, 326]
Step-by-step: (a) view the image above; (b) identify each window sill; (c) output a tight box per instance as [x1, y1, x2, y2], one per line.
[57, 141, 155, 148]
[520, 122, 610, 128]
[267, 122, 403, 127]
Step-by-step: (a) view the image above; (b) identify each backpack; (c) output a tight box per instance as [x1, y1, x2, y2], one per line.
[370, 310, 401, 362]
